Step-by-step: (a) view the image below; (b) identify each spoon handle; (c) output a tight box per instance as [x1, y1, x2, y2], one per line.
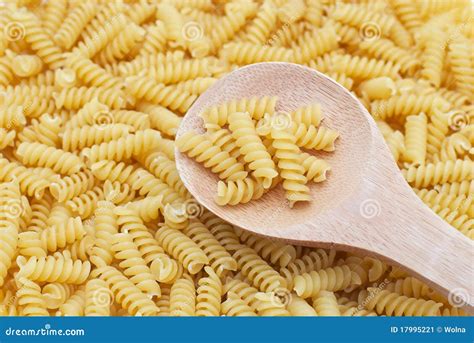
[349, 189, 474, 314]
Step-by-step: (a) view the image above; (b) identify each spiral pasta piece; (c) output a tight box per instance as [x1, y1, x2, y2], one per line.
[17, 252, 91, 284]
[210, 10, 250, 52]
[232, 245, 286, 292]
[62, 124, 131, 152]
[239, 2, 277, 44]
[287, 295, 317, 316]
[125, 75, 197, 113]
[271, 127, 310, 207]
[200, 211, 241, 252]
[331, 55, 400, 80]
[155, 225, 209, 275]
[293, 25, 340, 64]
[293, 265, 359, 299]
[403, 159, 474, 188]
[202, 96, 277, 128]
[16, 142, 85, 176]
[95, 22, 146, 65]
[54, 1, 97, 50]
[290, 104, 323, 127]
[365, 289, 442, 316]
[66, 186, 105, 219]
[16, 279, 49, 316]
[254, 292, 290, 316]
[391, 0, 423, 34]
[49, 170, 95, 202]
[0, 202, 19, 286]
[6, 51, 43, 78]
[420, 29, 446, 88]
[288, 122, 339, 152]
[126, 168, 181, 205]
[312, 290, 340, 316]
[0, 129, 16, 150]
[81, 129, 162, 163]
[222, 42, 294, 64]
[448, 34, 474, 97]
[235, 228, 296, 268]
[65, 52, 123, 90]
[0, 105, 26, 129]
[118, 51, 185, 76]
[19, 216, 85, 255]
[53, 87, 125, 110]
[215, 177, 265, 206]
[41, 283, 74, 309]
[88, 201, 117, 268]
[183, 220, 238, 277]
[93, 266, 159, 316]
[135, 151, 188, 198]
[9, 9, 63, 69]
[0, 156, 50, 198]
[177, 130, 247, 181]
[403, 113, 427, 165]
[228, 111, 278, 187]
[279, 249, 337, 289]
[67, 235, 95, 262]
[170, 277, 196, 316]
[148, 59, 212, 84]
[114, 207, 182, 284]
[371, 94, 451, 120]
[85, 278, 112, 316]
[111, 233, 161, 297]
[90, 160, 136, 184]
[196, 266, 222, 316]
[222, 292, 258, 316]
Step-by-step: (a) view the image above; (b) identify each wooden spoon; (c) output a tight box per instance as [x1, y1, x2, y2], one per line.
[175, 62, 474, 313]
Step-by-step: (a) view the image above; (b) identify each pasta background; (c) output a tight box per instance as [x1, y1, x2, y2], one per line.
[0, 0, 472, 317]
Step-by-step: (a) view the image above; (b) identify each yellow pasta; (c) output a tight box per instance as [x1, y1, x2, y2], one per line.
[0, 0, 471, 319]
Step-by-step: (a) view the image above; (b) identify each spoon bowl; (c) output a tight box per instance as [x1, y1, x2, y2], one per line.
[175, 62, 474, 313]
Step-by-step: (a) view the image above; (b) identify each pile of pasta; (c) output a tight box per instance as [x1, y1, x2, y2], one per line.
[177, 100, 338, 207]
[0, 0, 472, 317]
